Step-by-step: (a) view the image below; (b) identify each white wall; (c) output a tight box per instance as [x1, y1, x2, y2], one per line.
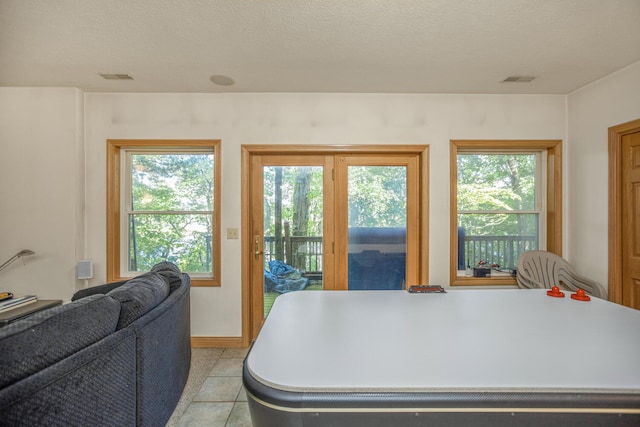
[84, 92, 566, 337]
[3, 70, 638, 336]
[567, 60, 640, 286]
[0, 87, 84, 299]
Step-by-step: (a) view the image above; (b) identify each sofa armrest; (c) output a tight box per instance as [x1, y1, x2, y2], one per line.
[0, 328, 137, 427]
[129, 274, 191, 427]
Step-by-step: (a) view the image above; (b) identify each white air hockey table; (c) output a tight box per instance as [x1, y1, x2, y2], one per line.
[243, 289, 640, 427]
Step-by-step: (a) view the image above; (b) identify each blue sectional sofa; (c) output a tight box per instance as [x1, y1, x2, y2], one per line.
[0, 262, 191, 427]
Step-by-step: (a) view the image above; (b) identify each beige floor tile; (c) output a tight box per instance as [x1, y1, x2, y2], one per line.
[170, 348, 256, 426]
[167, 348, 225, 426]
[236, 385, 248, 402]
[195, 376, 243, 402]
[221, 347, 249, 358]
[210, 357, 245, 377]
[225, 402, 253, 427]
[176, 402, 234, 427]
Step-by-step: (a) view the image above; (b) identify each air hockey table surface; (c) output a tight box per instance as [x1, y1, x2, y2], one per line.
[243, 289, 640, 426]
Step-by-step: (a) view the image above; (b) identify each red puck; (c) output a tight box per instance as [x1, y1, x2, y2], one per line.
[546, 286, 565, 298]
[571, 288, 590, 301]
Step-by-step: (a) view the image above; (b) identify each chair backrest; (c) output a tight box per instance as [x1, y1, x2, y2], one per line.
[517, 250, 607, 299]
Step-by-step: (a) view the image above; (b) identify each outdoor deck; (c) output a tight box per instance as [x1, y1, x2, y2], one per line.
[264, 282, 323, 317]
[262, 232, 538, 316]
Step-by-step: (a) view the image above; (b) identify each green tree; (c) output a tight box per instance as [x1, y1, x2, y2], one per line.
[263, 165, 408, 270]
[130, 153, 214, 272]
[348, 166, 407, 227]
[457, 154, 536, 236]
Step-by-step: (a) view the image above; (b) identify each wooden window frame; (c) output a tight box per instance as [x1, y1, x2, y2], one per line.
[107, 139, 222, 287]
[450, 140, 562, 286]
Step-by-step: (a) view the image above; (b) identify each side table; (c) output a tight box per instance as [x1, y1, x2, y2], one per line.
[0, 299, 63, 327]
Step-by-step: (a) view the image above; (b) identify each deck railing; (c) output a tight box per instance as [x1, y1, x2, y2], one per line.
[264, 236, 323, 272]
[264, 233, 537, 272]
[462, 235, 537, 270]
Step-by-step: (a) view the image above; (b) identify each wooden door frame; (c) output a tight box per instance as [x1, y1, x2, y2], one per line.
[241, 144, 430, 345]
[608, 118, 640, 304]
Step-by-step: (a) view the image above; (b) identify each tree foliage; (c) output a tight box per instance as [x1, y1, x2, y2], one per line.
[264, 166, 324, 237]
[457, 154, 537, 236]
[263, 165, 408, 237]
[129, 153, 214, 272]
[348, 166, 406, 227]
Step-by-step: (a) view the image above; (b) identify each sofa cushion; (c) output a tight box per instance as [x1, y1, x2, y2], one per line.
[0, 294, 121, 389]
[71, 279, 129, 301]
[70, 262, 183, 302]
[108, 272, 170, 329]
[150, 261, 184, 292]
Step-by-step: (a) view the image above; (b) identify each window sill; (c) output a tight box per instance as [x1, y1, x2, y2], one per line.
[191, 278, 220, 287]
[451, 276, 517, 287]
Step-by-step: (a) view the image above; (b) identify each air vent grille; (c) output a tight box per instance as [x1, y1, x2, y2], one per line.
[99, 73, 134, 80]
[502, 75, 535, 83]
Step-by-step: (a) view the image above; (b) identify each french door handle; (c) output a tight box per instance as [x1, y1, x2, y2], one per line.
[254, 235, 263, 257]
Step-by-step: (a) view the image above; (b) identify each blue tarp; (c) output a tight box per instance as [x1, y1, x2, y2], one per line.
[264, 260, 309, 294]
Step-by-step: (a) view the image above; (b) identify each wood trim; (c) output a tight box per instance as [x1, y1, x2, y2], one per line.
[240, 146, 253, 347]
[106, 142, 121, 281]
[608, 119, 640, 304]
[420, 147, 430, 284]
[106, 139, 222, 287]
[450, 140, 562, 286]
[249, 155, 266, 338]
[334, 156, 349, 289]
[449, 142, 459, 286]
[212, 141, 222, 286]
[406, 155, 420, 286]
[323, 156, 336, 291]
[608, 129, 622, 304]
[547, 140, 563, 254]
[191, 336, 248, 348]
[240, 144, 429, 155]
[452, 140, 562, 150]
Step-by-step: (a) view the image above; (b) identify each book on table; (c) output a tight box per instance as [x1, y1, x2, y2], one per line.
[0, 295, 37, 312]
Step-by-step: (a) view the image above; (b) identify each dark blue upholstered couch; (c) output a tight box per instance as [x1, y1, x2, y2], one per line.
[0, 262, 191, 427]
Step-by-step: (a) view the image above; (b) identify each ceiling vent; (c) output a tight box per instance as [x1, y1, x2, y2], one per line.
[502, 75, 536, 83]
[209, 74, 235, 86]
[99, 73, 134, 80]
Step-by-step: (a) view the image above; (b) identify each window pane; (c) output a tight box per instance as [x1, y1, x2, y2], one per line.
[457, 154, 536, 211]
[348, 166, 406, 227]
[458, 213, 538, 270]
[131, 153, 214, 211]
[348, 166, 407, 290]
[262, 166, 324, 317]
[128, 214, 212, 273]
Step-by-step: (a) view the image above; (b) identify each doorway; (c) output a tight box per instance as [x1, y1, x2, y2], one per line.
[241, 145, 429, 342]
[609, 118, 640, 309]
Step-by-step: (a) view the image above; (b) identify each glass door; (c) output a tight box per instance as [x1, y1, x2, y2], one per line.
[246, 147, 427, 340]
[347, 166, 407, 290]
[335, 155, 421, 291]
[250, 155, 334, 336]
[262, 165, 325, 316]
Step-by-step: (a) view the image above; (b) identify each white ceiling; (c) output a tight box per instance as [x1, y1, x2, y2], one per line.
[1, 0, 640, 94]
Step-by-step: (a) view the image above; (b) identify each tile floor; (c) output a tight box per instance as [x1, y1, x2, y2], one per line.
[166, 347, 253, 427]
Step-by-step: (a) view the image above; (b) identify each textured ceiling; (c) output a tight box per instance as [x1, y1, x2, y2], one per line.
[1, 0, 639, 94]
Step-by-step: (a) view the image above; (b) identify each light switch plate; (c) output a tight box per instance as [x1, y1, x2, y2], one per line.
[227, 228, 239, 239]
